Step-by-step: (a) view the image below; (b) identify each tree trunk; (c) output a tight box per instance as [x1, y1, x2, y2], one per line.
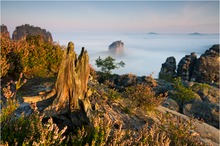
[43, 42, 90, 116]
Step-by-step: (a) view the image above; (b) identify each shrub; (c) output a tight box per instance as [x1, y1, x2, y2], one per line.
[123, 84, 164, 111]
[171, 77, 195, 108]
[107, 88, 122, 100]
[191, 82, 211, 92]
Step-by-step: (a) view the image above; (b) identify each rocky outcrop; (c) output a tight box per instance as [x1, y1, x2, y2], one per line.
[177, 52, 197, 81]
[159, 56, 177, 81]
[109, 40, 124, 56]
[1, 24, 10, 38]
[12, 24, 53, 42]
[160, 45, 219, 85]
[183, 102, 219, 129]
[191, 45, 219, 84]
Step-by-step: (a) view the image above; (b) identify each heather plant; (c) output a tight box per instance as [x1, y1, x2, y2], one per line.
[0, 34, 63, 78]
[0, 99, 67, 145]
[1, 99, 41, 145]
[70, 114, 171, 146]
[124, 84, 164, 111]
[71, 115, 112, 146]
[157, 113, 204, 146]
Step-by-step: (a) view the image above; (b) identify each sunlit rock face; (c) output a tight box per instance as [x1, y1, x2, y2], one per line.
[12, 24, 53, 42]
[109, 40, 124, 56]
[191, 44, 220, 84]
[177, 52, 197, 81]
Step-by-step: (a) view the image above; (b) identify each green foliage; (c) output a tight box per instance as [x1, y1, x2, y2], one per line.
[108, 88, 122, 100]
[171, 77, 195, 105]
[95, 56, 125, 74]
[191, 82, 211, 92]
[124, 84, 164, 111]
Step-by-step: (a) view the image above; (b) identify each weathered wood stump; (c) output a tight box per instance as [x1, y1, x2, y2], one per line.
[41, 42, 90, 117]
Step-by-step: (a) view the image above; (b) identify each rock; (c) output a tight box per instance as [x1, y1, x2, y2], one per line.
[183, 102, 219, 129]
[1, 24, 10, 38]
[191, 45, 219, 84]
[15, 102, 33, 118]
[159, 56, 177, 81]
[191, 83, 220, 104]
[12, 24, 53, 42]
[177, 52, 197, 81]
[109, 40, 124, 56]
[162, 98, 179, 112]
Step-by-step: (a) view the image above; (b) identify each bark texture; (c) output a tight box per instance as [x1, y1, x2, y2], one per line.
[43, 42, 90, 116]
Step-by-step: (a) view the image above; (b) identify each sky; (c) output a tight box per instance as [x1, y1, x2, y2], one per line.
[1, 1, 219, 34]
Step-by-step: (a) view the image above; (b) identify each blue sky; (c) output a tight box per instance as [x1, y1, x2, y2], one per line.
[1, 1, 219, 34]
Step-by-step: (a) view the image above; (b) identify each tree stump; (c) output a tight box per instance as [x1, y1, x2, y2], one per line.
[42, 42, 90, 117]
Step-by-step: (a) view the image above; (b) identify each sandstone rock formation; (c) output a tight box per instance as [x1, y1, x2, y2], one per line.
[159, 56, 177, 81]
[177, 52, 197, 81]
[109, 40, 124, 56]
[1, 24, 10, 38]
[12, 24, 53, 42]
[191, 45, 219, 84]
[159, 45, 219, 85]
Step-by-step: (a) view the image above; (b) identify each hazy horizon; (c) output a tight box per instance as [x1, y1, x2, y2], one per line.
[1, 1, 219, 35]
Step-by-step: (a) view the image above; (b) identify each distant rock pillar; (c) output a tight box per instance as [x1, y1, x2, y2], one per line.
[109, 40, 124, 56]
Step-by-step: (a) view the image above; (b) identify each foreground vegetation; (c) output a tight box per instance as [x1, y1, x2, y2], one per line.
[0, 34, 212, 145]
[1, 74, 205, 146]
[1, 33, 63, 78]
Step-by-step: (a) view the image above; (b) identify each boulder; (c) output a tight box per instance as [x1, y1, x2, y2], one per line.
[183, 101, 219, 129]
[191, 45, 219, 85]
[15, 102, 33, 118]
[159, 56, 177, 81]
[12, 24, 53, 42]
[109, 40, 124, 56]
[177, 52, 197, 81]
[162, 98, 179, 112]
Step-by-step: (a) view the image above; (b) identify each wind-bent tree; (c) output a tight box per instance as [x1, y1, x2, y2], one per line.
[95, 56, 125, 74]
